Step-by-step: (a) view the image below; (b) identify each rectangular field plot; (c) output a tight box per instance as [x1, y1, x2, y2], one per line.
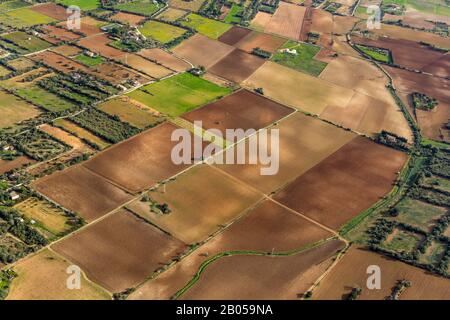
[218, 26, 252, 46]
[180, 13, 231, 39]
[138, 20, 187, 44]
[137, 48, 190, 72]
[313, 246, 450, 300]
[0, 0, 29, 12]
[263, 2, 306, 40]
[31, 165, 133, 221]
[0, 156, 34, 175]
[52, 210, 185, 292]
[0, 7, 56, 28]
[39, 124, 94, 153]
[381, 228, 423, 254]
[13, 197, 75, 238]
[168, 0, 206, 12]
[56, 0, 100, 11]
[97, 97, 165, 129]
[0, 91, 41, 128]
[214, 112, 356, 194]
[209, 49, 266, 83]
[112, 0, 162, 16]
[173, 34, 235, 69]
[5, 57, 35, 71]
[126, 164, 264, 244]
[83, 122, 196, 193]
[182, 89, 294, 136]
[127, 72, 232, 117]
[273, 136, 407, 230]
[119, 53, 173, 79]
[6, 249, 110, 300]
[1, 31, 53, 53]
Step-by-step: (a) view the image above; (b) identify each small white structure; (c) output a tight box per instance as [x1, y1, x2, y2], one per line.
[9, 191, 19, 201]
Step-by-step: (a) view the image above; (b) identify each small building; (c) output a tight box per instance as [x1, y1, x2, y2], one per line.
[280, 48, 298, 55]
[9, 191, 19, 201]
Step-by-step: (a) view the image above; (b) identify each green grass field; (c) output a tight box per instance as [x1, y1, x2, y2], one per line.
[0, 66, 10, 77]
[14, 85, 75, 112]
[180, 13, 232, 39]
[139, 20, 187, 44]
[355, 44, 391, 63]
[74, 54, 104, 66]
[354, 5, 369, 19]
[1, 32, 52, 53]
[0, 7, 56, 28]
[383, 0, 450, 17]
[113, 0, 162, 16]
[224, 4, 244, 24]
[0, 0, 29, 13]
[419, 241, 446, 265]
[127, 73, 232, 117]
[392, 197, 447, 231]
[271, 41, 328, 76]
[57, 0, 100, 11]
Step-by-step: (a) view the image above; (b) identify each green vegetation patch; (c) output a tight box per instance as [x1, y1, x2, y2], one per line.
[0, 7, 56, 28]
[112, 0, 163, 16]
[13, 85, 75, 112]
[128, 72, 232, 117]
[355, 44, 392, 63]
[1, 31, 52, 53]
[419, 240, 447, 265]
[139, 20, 187, 44]
[180, 13, 232, 39]
[14, 128, 69, 161]
[271, 41, 328, 76]
[74, 53, 104, 66]
[383, 0, 450, 17]
[56, 0, 100, 11]
[224, 4, 244, 24]
[390, 197, 447, 231]
[411, 92, 439, 111]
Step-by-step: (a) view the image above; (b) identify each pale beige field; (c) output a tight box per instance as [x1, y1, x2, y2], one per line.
[7, 249, 111, 300]
[243, 61, 354, 114]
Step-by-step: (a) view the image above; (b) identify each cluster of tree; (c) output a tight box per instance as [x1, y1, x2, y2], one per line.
[324, 2, 342, 14]
[37, 77, 94, 107]
[251, 47, 271, 59]
[70, 108, 140, 144]
[20, 69, 51, 83]
[376, 130, 409, 151]
[381, 3, 405, 16]
[0, 207, 47, 247]
[386, 279, 411, 300]
[240, 0, 261, 25]
[409, 186, 449, 208]
[411, 92, 439, 111]
[200, 0, 227, 19]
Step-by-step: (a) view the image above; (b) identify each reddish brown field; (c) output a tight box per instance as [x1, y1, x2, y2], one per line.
[173, 34, 234, 68]
[352, 35, 445, 72]
[208, 49, 265, 83]
[83, 123, 194, 193]
[137, 48, 190, 72]
[264, 2, 306, 40]
[52, 210, 186, 293]
[0, 156, 34, 175]
[423, 55, 450, 79]
[30, 50, 88, 74]
[41, 25, 82, 42]
[180, 239, 345, 300]
[110, 12, 146, 26]
[218, 26, 253, 46]
[31, 3, 69, 20]
[311, 8, 333, 34]
[313, 246, 450, 300]
[129, 200, 335, 300]
[31, 165, 133, 221]
[182, 89, 293, 136]
[384, 66, 450, 141]
[235, 31, 286, 54]
[77, 34, 126, 59]
[273, 136, 407, 230]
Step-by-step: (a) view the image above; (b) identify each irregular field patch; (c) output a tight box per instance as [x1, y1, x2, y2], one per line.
[139, 20, 187, 44]
[180, 13, 231, 39]
[0, 91, 41, 128]
[7, 249, 111, 300]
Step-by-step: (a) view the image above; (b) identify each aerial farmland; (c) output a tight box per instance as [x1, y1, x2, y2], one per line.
[0, 0, 448, 305]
